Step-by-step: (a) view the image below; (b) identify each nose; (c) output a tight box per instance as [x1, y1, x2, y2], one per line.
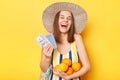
[64, 18, 68, 22]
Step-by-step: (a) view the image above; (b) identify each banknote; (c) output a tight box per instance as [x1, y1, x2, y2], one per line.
[36, 34, 50, 47]
[36, 33, 57, 49]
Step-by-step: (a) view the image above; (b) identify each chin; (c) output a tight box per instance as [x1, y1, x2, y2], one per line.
[60, 31, 68, 34]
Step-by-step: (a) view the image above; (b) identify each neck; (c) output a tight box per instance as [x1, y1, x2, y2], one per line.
[60, 33, 68, 44]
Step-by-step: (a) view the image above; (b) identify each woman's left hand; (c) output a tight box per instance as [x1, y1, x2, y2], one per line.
[53, 70, 70, 80]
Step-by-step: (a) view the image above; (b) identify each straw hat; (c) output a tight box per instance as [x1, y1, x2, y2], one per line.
[42, 2, 88, 33]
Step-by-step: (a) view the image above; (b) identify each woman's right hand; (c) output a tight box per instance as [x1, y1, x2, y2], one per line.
[40, 43, 54, 72]
[42, 43, 54, 58]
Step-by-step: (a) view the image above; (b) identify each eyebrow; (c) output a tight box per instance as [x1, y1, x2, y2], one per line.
[59, 15, 72, 18]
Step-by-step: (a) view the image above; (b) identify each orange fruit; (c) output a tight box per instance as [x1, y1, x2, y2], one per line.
[62, 58, 72, 66]
[66, 67, 74, 75]
[53, 64, 61, 72]
[54, 63, 68, 72]
[72, 62, 81, 72]
[59, 63, 69, 72]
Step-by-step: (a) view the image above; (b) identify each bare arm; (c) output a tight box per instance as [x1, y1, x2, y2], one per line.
[40, 43, 54, 72]
[68, 34, 91, 79]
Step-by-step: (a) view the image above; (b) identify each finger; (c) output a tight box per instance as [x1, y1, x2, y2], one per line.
[44, 44, 51, 54]
[43, 44, 50, 52]
[53, 70, 59, 76]
[45, 43, 53, 53]
[58, 70, 67, 76]
[46, 43, 53, 52]
[47, 45, 54, 56]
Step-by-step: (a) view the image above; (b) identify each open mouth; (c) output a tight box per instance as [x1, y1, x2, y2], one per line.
[61, 24, 67, 27]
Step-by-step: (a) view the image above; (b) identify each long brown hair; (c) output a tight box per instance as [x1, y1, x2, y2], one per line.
[53, 11, 75, 43]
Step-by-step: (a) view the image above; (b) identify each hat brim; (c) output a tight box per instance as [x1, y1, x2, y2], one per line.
[42, 2, 88, 33]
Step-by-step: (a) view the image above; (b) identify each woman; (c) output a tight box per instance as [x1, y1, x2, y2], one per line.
[40, 2, 91, 80]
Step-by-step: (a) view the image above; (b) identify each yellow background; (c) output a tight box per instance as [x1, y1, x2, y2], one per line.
[0, 0, 120, 80]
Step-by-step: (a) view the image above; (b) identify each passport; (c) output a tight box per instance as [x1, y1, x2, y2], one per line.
[46, 33, 57, 49]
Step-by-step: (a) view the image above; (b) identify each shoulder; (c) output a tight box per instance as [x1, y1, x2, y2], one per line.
[74, 34, 84, 48]
[74, 34, 83, 42]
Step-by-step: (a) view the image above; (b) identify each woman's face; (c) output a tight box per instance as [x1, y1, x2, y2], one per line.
[58, 11, 72, 33]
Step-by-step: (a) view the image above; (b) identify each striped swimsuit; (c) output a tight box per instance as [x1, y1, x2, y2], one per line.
[49, 42, 81, 80]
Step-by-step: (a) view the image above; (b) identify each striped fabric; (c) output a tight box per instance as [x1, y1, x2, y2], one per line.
[49, 42, 81, 80]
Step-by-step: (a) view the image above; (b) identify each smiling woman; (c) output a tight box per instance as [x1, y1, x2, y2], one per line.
[40, 2, 91, 80]
[58, 11, 72, 33]
[53, 10, 75, 43]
